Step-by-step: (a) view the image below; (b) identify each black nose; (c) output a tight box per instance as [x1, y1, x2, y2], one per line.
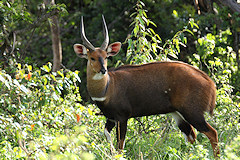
[100, 67, 106, 74]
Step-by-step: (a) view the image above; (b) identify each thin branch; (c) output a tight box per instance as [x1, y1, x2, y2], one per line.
[134, 117, 164, 134]
[15, 9, 59, 34]
[22, 26, 37, 58]
[9, 31, 16, 55]
[18, 139, 30, 157]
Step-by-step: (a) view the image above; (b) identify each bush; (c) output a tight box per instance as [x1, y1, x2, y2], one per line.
[0, 62, 95, 159]
[0, 1, 239, 159]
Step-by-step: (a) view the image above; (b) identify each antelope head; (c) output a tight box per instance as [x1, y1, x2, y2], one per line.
[73, 15, 121, 80]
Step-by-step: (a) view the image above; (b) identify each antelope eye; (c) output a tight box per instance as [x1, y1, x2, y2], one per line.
[91, 57, 95, 61]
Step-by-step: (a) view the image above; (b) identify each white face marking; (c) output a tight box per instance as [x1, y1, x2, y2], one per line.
[91, 97, 106, 101]
[88, 61, 105, 79]
[87, 60, 91, 66]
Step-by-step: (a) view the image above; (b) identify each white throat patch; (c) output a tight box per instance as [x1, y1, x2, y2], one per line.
[91, 97, 106, 101]
[92, 72, 106, 80]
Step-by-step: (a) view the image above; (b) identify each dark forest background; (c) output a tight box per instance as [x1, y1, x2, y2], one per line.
[0, 0, 239, 159]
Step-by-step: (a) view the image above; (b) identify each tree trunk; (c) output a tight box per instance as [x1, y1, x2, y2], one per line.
[50, 13, 62, 72]
[214, 0, 240, 13]
[193, 0, 213, 14]
[234, 30, 240, 69]
[44, 0, 62, 72]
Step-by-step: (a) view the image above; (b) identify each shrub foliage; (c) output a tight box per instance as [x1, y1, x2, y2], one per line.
[0, 0, 239, 159]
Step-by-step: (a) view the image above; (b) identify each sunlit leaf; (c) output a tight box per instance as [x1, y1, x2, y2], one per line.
[27, 65, 32, 72]
[50, 73, 56, 81]
[152, 43, 157, 53]
[173, 10, 178, 18]
[57, 70, 64, 79]
[73, 71, 81, 83]
[17, 63, 21, 70]
[149, 21, 157, 27]
[185, 29, 194, 35]
[193, 54, 200, 61]
[133, 25, 139, 36]
[88, 108, 93, 116]
[42, 65, 51, 72]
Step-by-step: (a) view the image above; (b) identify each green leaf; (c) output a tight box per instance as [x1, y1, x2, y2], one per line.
[149, 28, 155, 34]
[139, 17, 145, 26]
[128, 39, 133, 49]
[142, 16, 148, 24]
[169, 49, 178, 59]
[1, 75, 10, 90]
[149, 21, 157, 27]
[142, 10, 147, 18]
[57, 70, 64, 79]
[50, 74, 56, 81]
[27, 65, 32, 72]
[42, 65, 51, 72]
[134, 25, 139, 36]
[193, 54, 200, 61]
[173, 10, 178, 18]
[156, 34, 162, 41]
[139, 1, 145, 7]
[152, 36, 157, 43]
[193, 22, 199, 29]
[73, 72, 81, 83]
[130, 12, 137, 17]
[20, 84, 29, 94]
[185, 29, 194, 35]
[152, 43, 157, 53]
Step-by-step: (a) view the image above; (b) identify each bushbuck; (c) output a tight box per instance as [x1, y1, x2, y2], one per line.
[73, 15, 220, 157]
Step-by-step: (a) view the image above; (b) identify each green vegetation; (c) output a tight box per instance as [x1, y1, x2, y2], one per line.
[0, 0, 239, 159]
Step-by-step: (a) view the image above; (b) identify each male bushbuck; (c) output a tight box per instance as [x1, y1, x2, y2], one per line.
[73, 15, 220, 157]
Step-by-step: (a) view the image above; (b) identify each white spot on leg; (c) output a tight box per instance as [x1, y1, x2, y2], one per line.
[171, 112, 194, 143]
[170, 111, 185, 125]
[182, 132, 188, 143]
[182, 132, 195, 144]
[104, 128, 112, 142]
[189, 134, 194, 142]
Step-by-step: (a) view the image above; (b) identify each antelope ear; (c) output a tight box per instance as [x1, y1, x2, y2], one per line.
[107, 42, 121, 57]
[73, 44, 88, 59]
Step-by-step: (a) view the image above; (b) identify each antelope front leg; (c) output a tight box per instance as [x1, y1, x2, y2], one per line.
[116, 120, 128, 151]
[104, 119, 116, 153]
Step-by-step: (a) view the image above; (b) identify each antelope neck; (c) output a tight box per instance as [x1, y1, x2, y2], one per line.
[87, 71, 110, 99]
